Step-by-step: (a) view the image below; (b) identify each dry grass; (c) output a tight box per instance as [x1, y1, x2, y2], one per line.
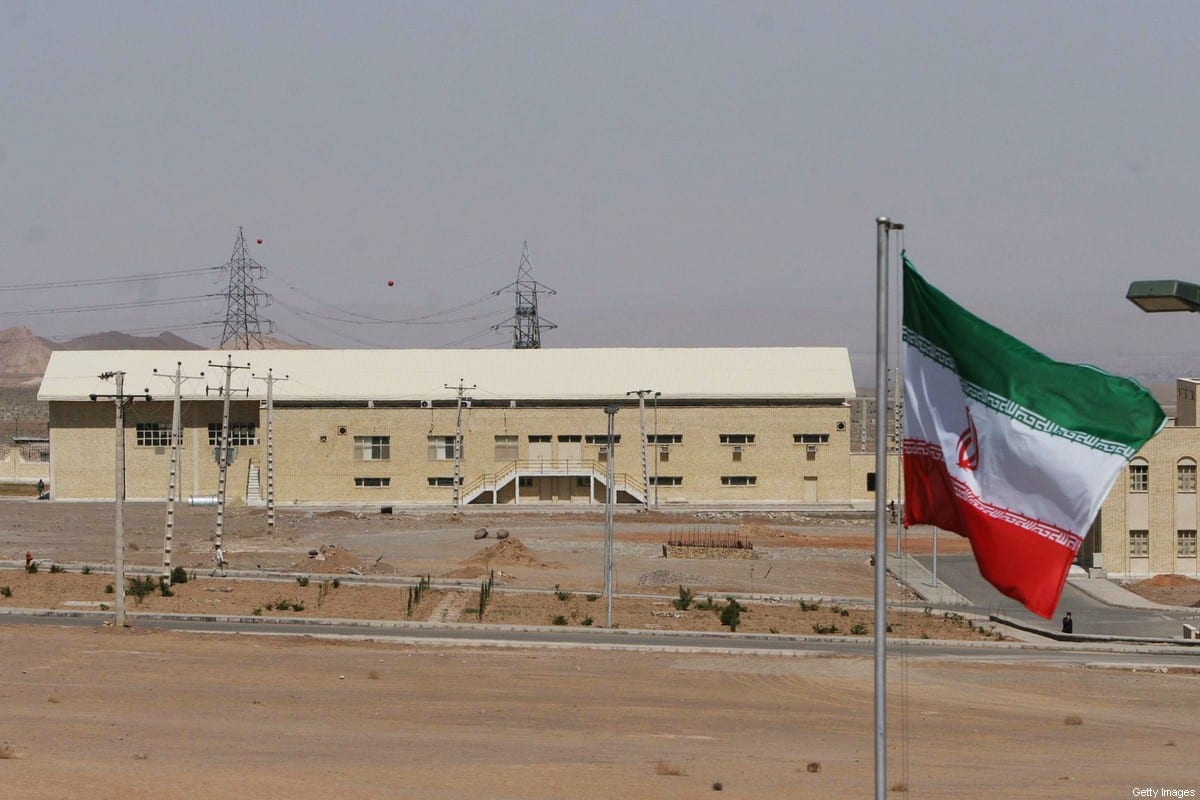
[890, 781, 909, 793]
[367, 670, 380, 680]
[654, 759, 686, 776]
[0, 741, 15, 759]
[806, 761, 821, 773]
[1064, 714, 1083, 726]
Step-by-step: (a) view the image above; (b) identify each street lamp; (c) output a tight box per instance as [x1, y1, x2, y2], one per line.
[1126, 280, 1200, 313]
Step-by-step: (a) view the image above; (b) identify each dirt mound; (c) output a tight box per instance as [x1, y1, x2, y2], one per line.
[319, 510, 361, 519]
[459, 538, 548, 569]
[443, 565, 489, 580]
[736, 523, 791, 540]
[292, 545, 365, 574]
[1136, 574, 1200, 589]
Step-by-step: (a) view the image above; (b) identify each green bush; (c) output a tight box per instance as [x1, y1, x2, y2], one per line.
[105, 583, 114, 594]
[126, 576, 158, 605]
[158, 578, 174, 598]
[552, 615, 568, 625]
[296, 576, 310, 587]
[81, 565, 92, 575]
[719, 597, 743, 632]
[850, 623, 869, 636]
[585, 594, 599, 602]
[581, 616, 593, 626]
[553, 584, 572, 602]
[170, 566, 188, 585]
[672, 585, 694, 611]
[25, 562, 37, 574]
[48, 563, 65, 574]
[799, 599, 821, 612]
[0, 586, 11, 598]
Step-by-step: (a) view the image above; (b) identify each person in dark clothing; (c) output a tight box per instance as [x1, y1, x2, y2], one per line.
[1061, 611, 1073, 634]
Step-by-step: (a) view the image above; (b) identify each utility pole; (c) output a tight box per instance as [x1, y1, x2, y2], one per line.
[207, 356, 251, 548]
[603, 404, 619, 627]
[90, 371, 152, 628]
[152, 362, 204, 582]
[251, 369, 288, 530]
[444, 379, 476, 510]
[626, 389, 653, 512]
[653, 391, 661, 510]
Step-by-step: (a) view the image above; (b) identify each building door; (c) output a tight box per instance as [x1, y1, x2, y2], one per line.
[558, 438, 582, 466]
[803, 476, 818, 503]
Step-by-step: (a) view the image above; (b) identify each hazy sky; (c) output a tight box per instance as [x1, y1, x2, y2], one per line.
[4, 1, 1200, 382]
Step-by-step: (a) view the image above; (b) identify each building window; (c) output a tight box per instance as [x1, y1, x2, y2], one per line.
[719, 434, 755, 445]
[528, 435, 551, 443]
[208, 423, 257, 447]
[427, 477, 456, 488]
[1129, 529, 1149, 557]
[136, 423, 175, 447]
[1128, 462, 1149, 493]
[649, 476, 682, 486]
[793, 433, 830, 444]
[495, 435, 518, 460]
[518, 477, 534, 488]
[575, 477, 590, 488]
[354, 477, 390, 488]
[1178, 460, 1197, 493]
[721, 475, 757, 487]
[1178, 530, 1198, 557]
[585, 434, 621, 445]
[647, 434, 682, 444]
[354, 436, 390, 461]
[558, 435, 582, 443]
[427, 435, 457, 461]
[866, 472, 877, 492]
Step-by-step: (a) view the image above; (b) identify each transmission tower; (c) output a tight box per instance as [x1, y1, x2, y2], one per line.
[219, 227, 272, 349]
[493, 241, 556, 349]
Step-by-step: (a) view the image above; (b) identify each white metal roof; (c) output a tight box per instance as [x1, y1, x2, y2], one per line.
[37, 347, 855, 403]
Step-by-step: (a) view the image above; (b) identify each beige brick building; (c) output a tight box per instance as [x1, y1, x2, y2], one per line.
[38, 347, 866, 508]
[1087, 379, 1200, 578]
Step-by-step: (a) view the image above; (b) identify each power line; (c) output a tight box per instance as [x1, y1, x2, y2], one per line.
[0, 266, 220, 293]
[0, 294, 221, 318]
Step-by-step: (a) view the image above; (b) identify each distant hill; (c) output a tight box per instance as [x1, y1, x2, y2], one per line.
[0, 326, 311, 381]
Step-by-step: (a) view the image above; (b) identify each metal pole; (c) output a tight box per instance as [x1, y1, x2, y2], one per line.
[653, 392, 660, 510]
[874, 216, 901, 800]
[931, 527, 939, 587]
[603, 404, 619, 627]
[627, 390, 651, 512]
[266, 369, 276, 529]
[114, 372, 127, 628]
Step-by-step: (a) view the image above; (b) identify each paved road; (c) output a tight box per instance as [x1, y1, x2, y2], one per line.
[916, 553, 1200, 639]
[3, 610, 1198, 669]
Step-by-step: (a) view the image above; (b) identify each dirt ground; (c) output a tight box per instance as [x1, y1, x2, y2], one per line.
[1, 500, 1197, 799]
[0, 626, 1196, 799]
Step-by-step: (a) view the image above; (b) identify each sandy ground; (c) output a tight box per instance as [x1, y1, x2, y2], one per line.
[0, 626, 1196, 799]
[1, 501, 1197, 799]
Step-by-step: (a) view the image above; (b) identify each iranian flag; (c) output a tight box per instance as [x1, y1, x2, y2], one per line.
[902, 255, 1164, 618]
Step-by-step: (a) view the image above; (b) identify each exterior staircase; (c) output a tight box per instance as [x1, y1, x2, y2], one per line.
[246, 461, 263, 505]
[460, 459, 645, 506]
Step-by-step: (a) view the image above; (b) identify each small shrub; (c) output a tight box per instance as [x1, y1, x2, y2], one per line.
[81, 565, 92, 575]
[799, 599, 821, 612]
[552, 615, 568, 625]
[0, 586, 10, 598]
[170, 566, 188, 585]
[850, 623, 869, 636]
[695, 595, 719, 611]
[769, 627, 779, 634]
[581, 616, 593, 626]
[126, 576, 157, 605]
[890, 781, 908, 793]
[553, 584, 572, 602]
[367, 670, 380, 680]
[806, 761, 821, 773]
[1064, 715, 1083, 726]
[812, 623, 839, 635]
[251, 607, 262, 616]
[290, 602, 305, 612]
[332, 578, 340, 589]
[673, 585, 694, 611]
[105, 583, 114, 594]
[585, 593, 599, 602]
[25, 562, 37, 574]
[719, 597, 743, 632]
[296, 576, 310, 587]
[840, 609, 850, 617]
[158, 579, 174, 598]
[49, 563, 65, 574]
[922, 606, 932, 617]
[0, 741, 15, 759]
[654, 760, 686, 776]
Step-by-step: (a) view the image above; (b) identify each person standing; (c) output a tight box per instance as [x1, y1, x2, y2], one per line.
[1061, 611, 1073, 634]
[212, 544, 228, 577]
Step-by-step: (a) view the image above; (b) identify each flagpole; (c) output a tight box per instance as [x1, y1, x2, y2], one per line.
[875, 215, 902, 800]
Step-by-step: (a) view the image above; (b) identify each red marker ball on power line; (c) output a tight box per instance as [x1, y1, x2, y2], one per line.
[387, 280, 394, 287]
[256, 238, 263, 244]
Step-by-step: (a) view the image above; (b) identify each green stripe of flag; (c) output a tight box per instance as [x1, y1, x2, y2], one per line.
[903, 255, 1164, 449]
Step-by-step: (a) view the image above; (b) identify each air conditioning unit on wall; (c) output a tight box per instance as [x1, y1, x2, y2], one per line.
[732, 445, 743, 454]
[659, 445, 670, 455]
[806, 444, 818, 453]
